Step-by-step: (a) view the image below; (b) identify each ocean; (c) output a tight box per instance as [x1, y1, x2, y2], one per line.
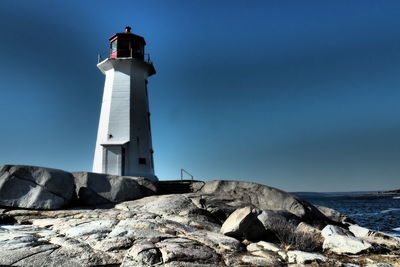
[294, 192, 400, 237]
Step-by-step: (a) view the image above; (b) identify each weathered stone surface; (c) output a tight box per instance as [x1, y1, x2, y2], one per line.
[220, 206, 267, 241]
[241, 255, 283, 266]
[157, 238, 219, 263]
[257, 209, 301, 230]
[183, 229, 242, 253]
[72, 171, 157, 205]
[0, 225, 118, 267]
[193, 180, 328, 222]
[316, 205, 356, 224]
[247, 241, 281, 252]
[321, 225, 374, 254]
[287, 250, 328, 264]
[321, 224, 354, 238]
[0, 165, 75, 209]
[116, 194, 197, 215]
[62, 219, 118, 237]
[122, 241, 162, 266]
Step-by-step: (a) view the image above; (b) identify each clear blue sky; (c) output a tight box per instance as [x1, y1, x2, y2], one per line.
[1, 0, 399, 192]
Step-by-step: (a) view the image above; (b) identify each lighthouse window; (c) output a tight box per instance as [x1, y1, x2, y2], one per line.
[111, 40, 117, 52]
[138, 158, 146, 165]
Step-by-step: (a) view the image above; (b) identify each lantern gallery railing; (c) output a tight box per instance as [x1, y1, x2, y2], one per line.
[97, 51, 152, 63]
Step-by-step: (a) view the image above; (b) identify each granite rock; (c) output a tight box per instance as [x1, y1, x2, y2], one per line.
[0, 165, 75, 209]
[72, 171, 157, 205]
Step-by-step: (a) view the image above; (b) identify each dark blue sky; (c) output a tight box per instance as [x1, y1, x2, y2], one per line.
[1, 0, 399, 191]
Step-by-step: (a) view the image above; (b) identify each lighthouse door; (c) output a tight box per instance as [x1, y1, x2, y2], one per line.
[103, 145, 124, 175]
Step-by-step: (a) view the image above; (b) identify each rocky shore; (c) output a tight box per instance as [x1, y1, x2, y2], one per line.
[0, 165, 399, 266]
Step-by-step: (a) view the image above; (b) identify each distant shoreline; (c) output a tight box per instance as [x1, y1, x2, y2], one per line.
[372, 189, 400, 195]
[293, 190, 400, 196]
[355, 189, 400, 196]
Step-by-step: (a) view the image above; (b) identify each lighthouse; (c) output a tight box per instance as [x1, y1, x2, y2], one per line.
[93, 26, 157, 181]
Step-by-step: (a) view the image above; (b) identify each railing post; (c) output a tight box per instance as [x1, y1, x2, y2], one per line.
[181, 168, 194, 182]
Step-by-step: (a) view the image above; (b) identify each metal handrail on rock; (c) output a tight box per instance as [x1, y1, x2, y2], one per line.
[180, 168, 194, 182]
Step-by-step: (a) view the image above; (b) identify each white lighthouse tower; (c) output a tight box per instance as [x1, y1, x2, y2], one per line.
[93, 26, 157, 181]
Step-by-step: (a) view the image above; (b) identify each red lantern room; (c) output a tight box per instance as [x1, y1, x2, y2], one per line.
[109, 26, 146, 59]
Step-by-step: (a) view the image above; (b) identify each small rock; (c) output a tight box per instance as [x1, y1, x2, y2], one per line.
[124, 241, 162, 265]
[157, 239, 219, 264]
[241, 255, 283, 266]
[247, 241, 281, 252]
[287, 250, 327, 264]
[342, 264, 360, 267]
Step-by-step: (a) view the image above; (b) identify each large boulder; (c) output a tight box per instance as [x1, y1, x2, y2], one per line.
[220, 206, 267, 241]
[316, 205, 356, 225]
[72, 172, 157, 206]
[193, 180, 328, 223]
[321, 225, 354, 238]
[322, 225, 372, 254]
[257, 209, 301, 230]
[348, 224, 400, 249]
[0, 165, 75, 209]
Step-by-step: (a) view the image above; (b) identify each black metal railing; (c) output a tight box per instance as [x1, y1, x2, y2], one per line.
[180, 168, 194, 182]
[97, 50, 152, 64]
